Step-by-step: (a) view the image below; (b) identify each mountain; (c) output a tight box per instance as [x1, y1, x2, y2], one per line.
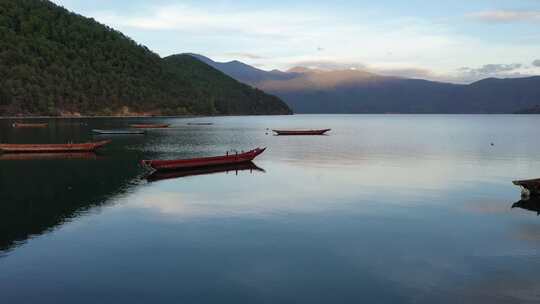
[187, 54, 299, 84]
[0, 1, 291, 116]
[188, 54, 540, 114]
[515, 106, 540, 114]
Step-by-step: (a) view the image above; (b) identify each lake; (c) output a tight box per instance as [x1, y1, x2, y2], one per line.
[1, 114, 540, 304]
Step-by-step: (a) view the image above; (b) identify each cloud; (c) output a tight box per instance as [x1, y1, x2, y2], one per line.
[533, 59, 540, 67]
[371, 67, 436, 80]
[462, 63, 522, 74]
[287, 60, 367, 72]
[224, 52, 265, 60]
[91, 4, 319, 38]
[283, 59, 443, 81]
[456, 63, 528, 82]
[468, 10, 540, 23]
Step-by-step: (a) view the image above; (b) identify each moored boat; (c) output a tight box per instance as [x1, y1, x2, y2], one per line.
[0, 140, 111, 153]
[93, 129, 145, 135]
[513, 178, 540, 197]
[187, 122, 213, 126]
[141, 147, 266, 171]
[129, 123, 170, 129]
[146, 162, 264, 182]
[273, 129, 331, 135]
[12, 122, 48, 128]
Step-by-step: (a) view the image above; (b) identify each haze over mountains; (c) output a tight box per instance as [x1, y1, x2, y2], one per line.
[190, 54, 540, 114]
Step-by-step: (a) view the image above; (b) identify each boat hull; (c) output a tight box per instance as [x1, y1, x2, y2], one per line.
[130, 124, 170, 129]
[142, 147, 266, 171]
[513, 178, 540, 197]
[12, 123, 48, 128]
[93, 129, 145, 135]
[0, 140, 111, 153]
[273, 129, 330, 135]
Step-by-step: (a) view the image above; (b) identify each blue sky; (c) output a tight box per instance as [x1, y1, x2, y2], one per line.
[53, 0, 540, 83]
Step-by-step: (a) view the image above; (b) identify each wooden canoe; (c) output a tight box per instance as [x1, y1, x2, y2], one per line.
[129, 123, 170, 129]
[513, 178, 540, 197]
[12, 122, 48, 128]
[142, 147, 266, 171]
[146, 162, 264, 182]
[273, 129, 331, 135]
[0, 140, 111, 153]
[93, 129, 145, 135]
[187, 122, 213, 126]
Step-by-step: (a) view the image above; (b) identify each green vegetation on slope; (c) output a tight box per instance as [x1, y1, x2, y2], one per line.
[0, 0, 291, 116]
[164, 55, 292, 115]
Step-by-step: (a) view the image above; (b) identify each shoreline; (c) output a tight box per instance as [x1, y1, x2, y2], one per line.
[0, 113, 294, 120]
[0, 115, 201, 120]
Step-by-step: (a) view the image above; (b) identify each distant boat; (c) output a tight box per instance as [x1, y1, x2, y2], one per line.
[12, 122, 48, 128]
[141, 147, 266, 171]
[187, 122, 213, 125]
[130, 123, 170, 129]
[0, 140, 111, 153]
[146, 162, 264, 182]
[272, 129, 331, 135]
[92, 129, 145, 135]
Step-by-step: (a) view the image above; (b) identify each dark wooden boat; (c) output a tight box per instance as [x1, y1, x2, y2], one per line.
[272, 129, 331, 135]
[12, 122, 48, 128]
[0, 140, 111, 153]
[129, 123, 170, 129]
[142, 147, 266, 171]
[187, 122, 213, 126]
[513, 178, 540, 197]
[0, 152, 98, 160]
[93, 129, 145, 135]
[146, 162, 264, 182]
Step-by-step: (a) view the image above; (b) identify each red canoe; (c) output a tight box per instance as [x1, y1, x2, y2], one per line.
[142, 147, 266, 171]
[273, 129, 331, 135]
[12, 122, 48, 128]
[130, 123, 170, 129]
[0, 140, 111, 153]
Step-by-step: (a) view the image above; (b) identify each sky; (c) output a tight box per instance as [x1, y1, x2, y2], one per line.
[52, 0, 540, 83]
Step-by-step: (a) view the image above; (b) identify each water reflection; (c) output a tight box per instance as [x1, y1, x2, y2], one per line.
[0, 134, 145, 253]
[0, 152, 98, 161]
[512, 198, 540, 216]
[146, 162, 265, 182]
[2, 115, 540, 304]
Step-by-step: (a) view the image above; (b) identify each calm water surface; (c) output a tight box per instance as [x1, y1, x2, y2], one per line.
[1, 115, 540, 303]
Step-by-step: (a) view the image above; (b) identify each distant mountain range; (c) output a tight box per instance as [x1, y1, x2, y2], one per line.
[0, 1, 291, 116]
[189, 54, 540, 114]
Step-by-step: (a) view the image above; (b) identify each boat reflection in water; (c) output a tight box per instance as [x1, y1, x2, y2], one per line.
[0, 152, 99, 161]
[145, 161, 265, 182]
[512, 197, 540, 216]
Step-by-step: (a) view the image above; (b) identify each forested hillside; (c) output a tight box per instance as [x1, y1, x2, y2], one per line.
[0, 0, 291, 116]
